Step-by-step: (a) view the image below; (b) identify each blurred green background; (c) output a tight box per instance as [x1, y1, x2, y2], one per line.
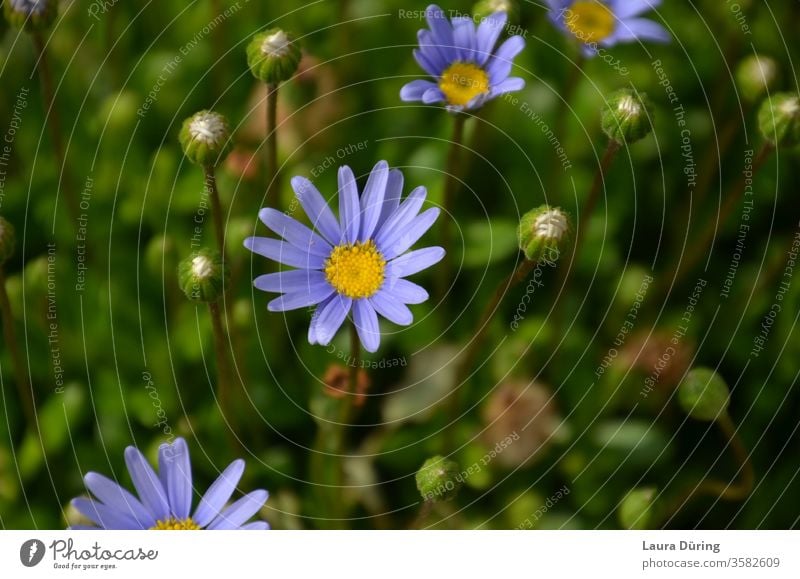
[0, 0, 799, 529]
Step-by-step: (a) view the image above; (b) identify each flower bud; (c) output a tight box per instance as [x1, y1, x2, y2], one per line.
[518, 205, 569, 263]
[618, 487, 656, 530]
[4, 0, 58, 31]
[415, 456, 462, 503]
[177, 248, 228, 302]
[601, 88, 654, 144]
[736, 55, 778, 103]
[179, 110, 232, 167]
[0, 216, 16, 265]
[473, 0, 518, 23]
[678, 367, 730, 422]
[246, 28, 301, 85]
[758, 93, 800, 147]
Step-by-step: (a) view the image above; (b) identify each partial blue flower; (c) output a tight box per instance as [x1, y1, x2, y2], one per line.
[545, 0, 670, 57]
[70, 438, 269, 530]
[245, 161, 444, 353]
[400, 4, 526, 111]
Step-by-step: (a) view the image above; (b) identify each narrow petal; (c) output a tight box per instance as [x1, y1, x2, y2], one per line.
[84, 472, 154, 528]
[487, 35, 525, 84]
[124, 446, 170, 522]
[386, 247, 445, 278]
[308, 295, 334, 344]
[258, 208, 332, 257]
[359, 161, 389, 241]
[610, 0, 661, 19]
[71, 498, 143, 530]
[490, 77, 525, 97]
[244, 237, 325, 269]
[208, 490, 269, 530]
[254, 269, 328, 294]
[425, 4, 453, 48]
[375, 186, 427, 248]
[414, 48, 443, 77]
[370, 291, 414, 326]
[314, 295, 352, 345]
[240, 521, 270, 530]
[382, 277, 429, 304]
[193, 459, 245, 528]
[611, 17, 670, 43]
[291, 176, 341, 244]
[418, 29, 450, 68]
[338, 165, 360, 244]
[475, 11, 507, 65]
[353, 299, 381, 353]
[381, 208, 440, 260]
[266, 283, 334, 312]
[422, 88, 446, 104]
[400, 79, 439, 102]
[158, 438, 192, 520]
[377, 169, 404, 231]
[451, 17, 477, 61]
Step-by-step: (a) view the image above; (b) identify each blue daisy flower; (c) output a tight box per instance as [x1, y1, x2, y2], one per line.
[546, 0, 670, 57]
[400, 4, 526, 111]
[245, 161, 443, 353]
[70, 438, 269, 530]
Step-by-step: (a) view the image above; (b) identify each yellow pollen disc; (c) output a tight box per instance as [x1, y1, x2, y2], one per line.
[149, 517, 202, 530]
[324, 240, 386, 299]
[439, 62, 490, 107]
[564, 1, 616, 43]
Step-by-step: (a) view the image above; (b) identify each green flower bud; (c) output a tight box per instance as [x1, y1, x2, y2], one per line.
[179, 110, 232, 167]
[415, 455, 462, 503]
[4, 0, 58, 32]
[601, 88, 654, 144]
[618, 487, 656, 530]
[518, 205, 569, 263]
[736, 55, 778, 103]
[473, 0, 518, 23]
[178, 248, 228, 302]
[0, 216, 16, 265]
[678, 367, 730, 422]
[758, 93, 800, 148]
[246, 28, 301, 85]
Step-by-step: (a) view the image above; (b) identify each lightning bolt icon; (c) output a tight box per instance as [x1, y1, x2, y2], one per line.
[28, 542, 38, 563]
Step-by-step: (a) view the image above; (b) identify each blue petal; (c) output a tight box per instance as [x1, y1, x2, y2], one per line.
[486, 35, 525, 84]
[313, 295, 352, 345]
[337, 165, 360, 244]
[490, 77, 525, 97]
[418, 29, 450, 69]
[240, 521, 270, 530]
[475, 11, 507, 65]
[422, 88, 446, 104]
[290, 176, 341, 245]
[207, 489, 269, 530]
[425, 4, 454, 48]
[124, 446, 170, 522]
[611, 17, 670, 43]
[414, 48, 443, 77]
[382, 278, 429, 304]
[369, 290, 414, 326]
[84, 472, 154, 528]
[353, 299, 381, 353]
[376, 169, 404, 232]
[244, 237, 325, 269]
[451, 17, 477, 61]
[254, 269, 328, 294]
[266, 282, 334, 312]
[193, 459, 245, 528]
[386, 246, 445, 278]
[382, 207, 440, 260]
[375, 186, 427, 249]
[158, 438, 192, 521]
[400, 79, 439, 102]
[610, 0, 661, 19]
[359, 161, 389, 241]
[258, 208, 332, 257]
[72, 497, 144, 530]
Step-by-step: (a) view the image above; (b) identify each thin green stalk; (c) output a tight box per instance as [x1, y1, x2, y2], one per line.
[32, 32, 79, 224]
[437, 113, 466, 297]
[0, 267, 36, 429]
[266, 83, 281, 209]
[208, 300, 239, 450]
[203, 165, 226, 261]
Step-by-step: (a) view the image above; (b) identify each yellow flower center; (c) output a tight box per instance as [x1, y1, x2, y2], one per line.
[150, 517, 202, 530]
[564, 1, 616, 43]
[324, 240, 386, 299]
[439, 62, 490, 107]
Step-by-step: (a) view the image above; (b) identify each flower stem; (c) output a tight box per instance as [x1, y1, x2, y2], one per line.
[265, 82, 281, 209]
[445, 258, 537, 448]
[550, 52, 585, 205]
[31, 31, 79, 225]
[207, 300, 239, 449]
[0, 267, 36, 429]
[657, 412, 754, 527]
[656, 142, 774, 300]
[203, 165, 226, 261]
[437, 113, 466, 297]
